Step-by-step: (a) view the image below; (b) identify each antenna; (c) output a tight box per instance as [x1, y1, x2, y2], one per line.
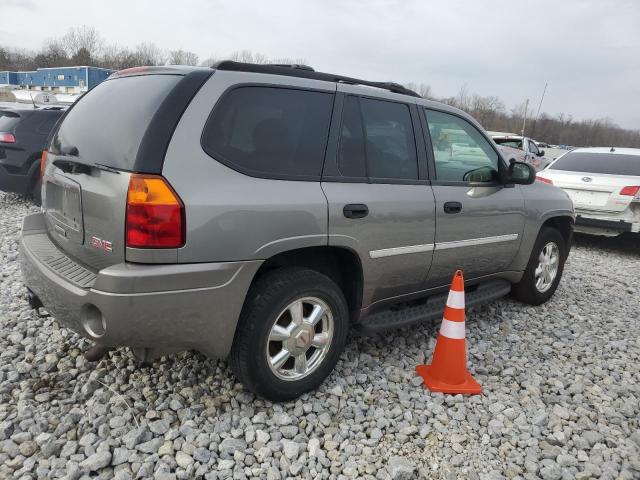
[531, 82, 548, 137]
[521, 99, 529, 136]
[29, 91, 37, 109]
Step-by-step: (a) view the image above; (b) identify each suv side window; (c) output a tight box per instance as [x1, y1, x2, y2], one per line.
[424, 109, 499, 183]
[528, 140, 540, 155]
[337, 96, 418, 181]
[202, 86, 334, 179]
[337, 95, 367, 178]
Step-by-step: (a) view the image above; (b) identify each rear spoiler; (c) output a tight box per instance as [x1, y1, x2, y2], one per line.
[108, 65, 207, 80]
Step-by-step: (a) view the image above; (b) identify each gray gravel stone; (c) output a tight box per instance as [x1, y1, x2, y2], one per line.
[149, 419, 170, 436]
[79, 451, 112, 471]
[175, 451, 193, 468]
[387, 455, 417, 480]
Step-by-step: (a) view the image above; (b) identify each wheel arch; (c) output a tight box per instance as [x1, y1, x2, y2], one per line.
[250, 246, 364, 321]
[541, 215, 574, 258]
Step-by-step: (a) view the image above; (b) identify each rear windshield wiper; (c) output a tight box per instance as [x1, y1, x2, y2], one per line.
[53, 159, 120, 175]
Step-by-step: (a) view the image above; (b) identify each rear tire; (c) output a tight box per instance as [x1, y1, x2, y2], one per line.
[512, 227, 566, 305]
[30, 176, 42, 206]
[230, 268, 348, 401]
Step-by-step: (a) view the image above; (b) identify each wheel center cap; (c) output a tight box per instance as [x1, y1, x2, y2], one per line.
[294, 329, 311, 349]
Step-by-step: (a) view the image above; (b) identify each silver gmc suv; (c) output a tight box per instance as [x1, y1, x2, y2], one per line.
[20, 62, 574, 400]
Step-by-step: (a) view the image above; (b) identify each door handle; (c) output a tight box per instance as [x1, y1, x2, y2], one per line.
[443, 201, 462, 214]
[343, 204, 369, 219]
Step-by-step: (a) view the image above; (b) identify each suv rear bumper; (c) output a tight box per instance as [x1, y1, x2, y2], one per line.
[20, 212, 262, 358]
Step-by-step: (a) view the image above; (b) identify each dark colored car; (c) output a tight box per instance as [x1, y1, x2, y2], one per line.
[0, 106, 66, 204]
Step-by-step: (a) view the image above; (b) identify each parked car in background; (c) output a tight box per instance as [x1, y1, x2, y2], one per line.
[21, 62, 574, 401]
[0, 106, 66, 204]
[537, 147, 640, 236]
[489, 131, 552, 170]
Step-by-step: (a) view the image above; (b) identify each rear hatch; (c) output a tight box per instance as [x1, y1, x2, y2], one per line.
[545, 151, 640, 213]
[42, 69, 207, 270]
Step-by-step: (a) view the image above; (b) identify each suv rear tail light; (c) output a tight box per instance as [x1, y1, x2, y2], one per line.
[536, 175, 553, 185]
[126, 174, 185, 248]
[0, 132, 16, 143]
[40, 150, 48, 178]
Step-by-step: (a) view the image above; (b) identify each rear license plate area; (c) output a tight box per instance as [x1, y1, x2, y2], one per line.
[44, 175, 84, 243]
[566, 189, 608, 207]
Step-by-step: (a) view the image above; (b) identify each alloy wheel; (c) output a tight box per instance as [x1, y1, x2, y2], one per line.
[266, 297, 334, 381]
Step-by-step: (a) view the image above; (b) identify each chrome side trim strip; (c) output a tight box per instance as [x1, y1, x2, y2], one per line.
[434, 234, 519, 251]
[369, 243, 435, 259]
[368, 234, 519, 259]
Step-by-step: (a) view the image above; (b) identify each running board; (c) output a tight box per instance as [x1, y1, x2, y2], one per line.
[359, 279, 511, 333]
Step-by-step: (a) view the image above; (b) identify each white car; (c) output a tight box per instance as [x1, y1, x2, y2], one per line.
[536, 147, 640, 236]
[489, 132, 552, 171]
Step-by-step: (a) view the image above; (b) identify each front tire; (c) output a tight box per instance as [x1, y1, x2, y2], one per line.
[512, 227, 566, 305]
[230, 268, 348, 401]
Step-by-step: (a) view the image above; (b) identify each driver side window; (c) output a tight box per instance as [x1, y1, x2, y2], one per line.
[425, 109, 499, 183]
[528, 140, 540, 155]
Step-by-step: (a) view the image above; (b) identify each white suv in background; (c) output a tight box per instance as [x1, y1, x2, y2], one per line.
[537, 147, 640, 236]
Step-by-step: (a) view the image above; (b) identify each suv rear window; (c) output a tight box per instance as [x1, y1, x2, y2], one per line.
[0, 111, 21, 131]
[550, 152, 640, 176]
[50, 75, 181, 170]
[201, 86, 334, 179]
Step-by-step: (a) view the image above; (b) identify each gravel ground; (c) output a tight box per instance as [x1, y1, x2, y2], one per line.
[0, 192, 638, 480]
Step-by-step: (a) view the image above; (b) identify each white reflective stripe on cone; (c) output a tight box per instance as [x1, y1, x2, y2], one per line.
[439, 319, 466, 339]
[446, 289, 465, 309]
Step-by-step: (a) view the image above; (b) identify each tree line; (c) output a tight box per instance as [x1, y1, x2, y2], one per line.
[1, 27, 638, 147]
[406, 82, 640, 148]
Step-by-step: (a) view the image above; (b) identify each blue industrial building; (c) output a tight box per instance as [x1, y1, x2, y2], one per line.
[0, 66, 113, 93]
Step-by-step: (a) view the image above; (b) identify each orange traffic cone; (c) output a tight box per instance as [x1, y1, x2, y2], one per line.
[416, 270, 482, 395]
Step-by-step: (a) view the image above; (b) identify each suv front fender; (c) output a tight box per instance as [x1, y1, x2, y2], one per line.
[510, 183, 575, 272]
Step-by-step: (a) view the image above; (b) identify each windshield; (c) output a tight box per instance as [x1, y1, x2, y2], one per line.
[50, 75, 181, 170]
[549, 152, 640, 176]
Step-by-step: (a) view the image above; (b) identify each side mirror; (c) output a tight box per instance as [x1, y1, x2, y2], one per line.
[507, 161, 536, 185]
[537, 149, 545, 157]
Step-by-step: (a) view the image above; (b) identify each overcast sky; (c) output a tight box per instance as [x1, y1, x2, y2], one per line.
[2, 0, 639, 129]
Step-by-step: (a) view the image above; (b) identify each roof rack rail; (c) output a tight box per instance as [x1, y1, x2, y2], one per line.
[212, 60, 421, 98]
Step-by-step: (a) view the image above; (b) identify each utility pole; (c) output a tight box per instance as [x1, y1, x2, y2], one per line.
[521, 99, 529, 136]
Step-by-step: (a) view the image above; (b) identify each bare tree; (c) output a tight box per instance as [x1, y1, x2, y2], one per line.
[61, 26, 103, 59]
[133, 43, 166, 66]
[168, 49, 199, 66]
[34, 39, 69, 68]
[229, 50, 270, 64]
[455, 83, 471, 110]
[199, 55, 219, 67]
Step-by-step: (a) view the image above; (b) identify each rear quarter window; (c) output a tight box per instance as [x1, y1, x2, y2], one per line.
[550, 152, 640, 176]
[0, 111, 21, 131]
[201, 86, 334, 180]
